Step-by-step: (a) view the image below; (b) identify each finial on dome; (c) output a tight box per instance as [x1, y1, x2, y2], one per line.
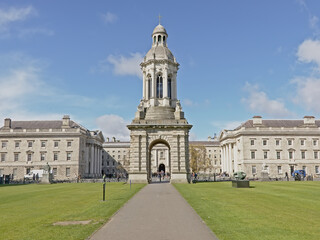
[158, 14, 162, 25]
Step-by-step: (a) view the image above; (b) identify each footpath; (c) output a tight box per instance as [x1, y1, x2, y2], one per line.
[90, 183, 218, 240]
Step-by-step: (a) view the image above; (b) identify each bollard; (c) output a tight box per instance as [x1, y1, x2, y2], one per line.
[103, 183, 106, 201]
[130, 180, 131, 190]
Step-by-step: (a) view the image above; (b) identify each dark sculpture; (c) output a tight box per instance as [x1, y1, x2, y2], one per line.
[233, 171, 246, 180]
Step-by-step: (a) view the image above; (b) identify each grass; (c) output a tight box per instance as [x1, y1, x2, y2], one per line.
[0, 182, 145, 240]
[174, 181, 320, 240]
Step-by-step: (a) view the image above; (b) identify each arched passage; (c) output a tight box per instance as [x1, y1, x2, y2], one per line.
[148, 139, 171, 183]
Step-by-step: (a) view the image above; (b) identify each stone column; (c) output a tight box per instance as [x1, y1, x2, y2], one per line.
[142, 72, 146, 99]
[228, 144, 232, 174]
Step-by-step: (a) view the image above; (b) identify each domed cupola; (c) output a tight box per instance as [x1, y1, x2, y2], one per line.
[135, 22, 184, 121]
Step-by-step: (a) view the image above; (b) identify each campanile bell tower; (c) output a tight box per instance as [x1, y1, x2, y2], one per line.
[127, 22, 192, 183]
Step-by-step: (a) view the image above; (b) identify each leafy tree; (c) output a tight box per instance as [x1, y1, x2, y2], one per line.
[190, 145, 211, 173]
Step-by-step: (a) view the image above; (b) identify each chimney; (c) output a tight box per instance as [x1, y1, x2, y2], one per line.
[112, 137, 116, 142]
[106, 137, 109, 142]
[304, 116, 315, 125]
[4, 118, 11, 129]
[62, 115, 70, 128]
[253, 116, 262, 125]
[208, 136, 212, 141]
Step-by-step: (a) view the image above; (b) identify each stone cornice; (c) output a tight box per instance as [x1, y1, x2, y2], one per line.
[140, 59, 179, 68]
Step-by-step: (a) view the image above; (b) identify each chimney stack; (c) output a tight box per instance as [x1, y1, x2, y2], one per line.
[106, 137, 109, 142]
[208, 136, 212, 141]
[253, 116, 262, 125]
[304, 116, 315, 125]
[4, 118, 11, 129]
[112, 137, 116, 142]
[62, 115, 70, 128]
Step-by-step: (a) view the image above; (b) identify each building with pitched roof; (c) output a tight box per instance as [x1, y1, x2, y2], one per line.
[220, 116, 320, 178]
[0, 115, 104, 181]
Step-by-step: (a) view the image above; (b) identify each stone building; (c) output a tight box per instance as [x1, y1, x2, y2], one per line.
[220, 116, 320, 178]
[102, 137, 222, 177]
[127, 23, 192, 183]
[0, 115, 104, 181]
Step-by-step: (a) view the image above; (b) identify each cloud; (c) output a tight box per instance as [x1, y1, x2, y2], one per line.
[0, 6, 36, 31]
[297, 0, 320, 34]
[95, 114, 130, 141]
[242, 82, 293, 118]
[107, 52, 143, 78]
[211, 121, 243, 131]
[291, 77, 320, 113]
[101, 12, 117, 24]
[297, 39, 320, 69]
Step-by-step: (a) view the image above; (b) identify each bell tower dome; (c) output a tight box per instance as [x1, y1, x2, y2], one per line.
[135, 23, 184, 121]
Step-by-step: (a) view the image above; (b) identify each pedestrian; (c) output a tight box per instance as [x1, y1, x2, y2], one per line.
[36, 173, 39, 183]
[158, 172, 161, 182]
[285, 172, 289, 181]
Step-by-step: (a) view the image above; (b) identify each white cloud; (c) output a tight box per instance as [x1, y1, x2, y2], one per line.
[102, 12, 117, 24]
[297, 39, 320, 68]
[291, 77, 320, 113]
[242, 82, 293, 118]
[95, 114, 130, 141]
[107, 52, 143, 78]
[211, 121, 243, 131]
[0, 6, 36, 30]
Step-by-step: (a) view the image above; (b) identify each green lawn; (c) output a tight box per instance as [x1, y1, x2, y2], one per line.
[0, 182, 145, 240]
[174, 181, 320, 240]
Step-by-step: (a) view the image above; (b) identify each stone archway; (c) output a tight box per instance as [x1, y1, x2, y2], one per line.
[147, 139, 170, 183]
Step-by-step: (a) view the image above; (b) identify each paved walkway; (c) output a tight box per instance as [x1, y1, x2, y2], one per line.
[90, 183, 218, 240]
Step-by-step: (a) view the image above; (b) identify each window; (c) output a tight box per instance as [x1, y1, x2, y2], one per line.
[67, 152, 71, 161]
[301, 151, 306, 159]
[265, 165, 269, 173]
[316, 166, 319, 174]
[276, 151, 281, 160]
[1, 142, 6, 148]
[14, 153, 19, 162]
[1, 153, 5, 162]
[252, 166, 257, 175]
[53, 168, 57, 176]
[54, 141, 59, 147]
[107, 161, 109, 166]
[214, 155, 217, 159]
[156, 75, 163, 98]
[54, 153, 58, 161]
[113, 161, 115, 166]
[301, 139, 305, 146]
[158, 35, 161, 43]
[28, 141, 33, 148]
[41, 141, 46, 148]
[209, 154, 211, 158]
[0, 169, 3, 175]
[168, 77, 172, 99]
[160, 151, 164, 158]
[313, 139, 318, 146]
[67, 141, 72, 147]
[40, 153, 45, 161]
[15, 142, 20, 148]
[153, 36, 156, 44]
[66, 167, 70, 177]
[264, 151, 268, 159]
[27, 153, 32, 161]
[118, 155, 120, 159]
[263, 140, 267, 146]
[314, 151, 318, 159]
[250, 139, 254, 145]
[289, 151, 293, 159]
[26, 168, 31, 174]
[163, 36, 166, 43]
[214, 160, 217, 165]
[276, 139, 280, 146]
[251, 151, 255, 159]
[277, 166, 282, 174]
[288, 140, 292, 146]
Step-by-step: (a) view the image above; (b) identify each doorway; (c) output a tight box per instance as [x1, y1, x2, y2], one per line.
[159, 163, 165, 173]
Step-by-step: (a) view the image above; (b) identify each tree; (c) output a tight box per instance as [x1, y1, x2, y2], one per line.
[189, 145, 211, 173]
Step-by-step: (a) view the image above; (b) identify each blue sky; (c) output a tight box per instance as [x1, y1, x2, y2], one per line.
[1, 0, 320, 140]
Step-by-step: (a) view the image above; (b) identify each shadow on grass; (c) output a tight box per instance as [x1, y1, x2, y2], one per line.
[0, 184, 27, 188]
